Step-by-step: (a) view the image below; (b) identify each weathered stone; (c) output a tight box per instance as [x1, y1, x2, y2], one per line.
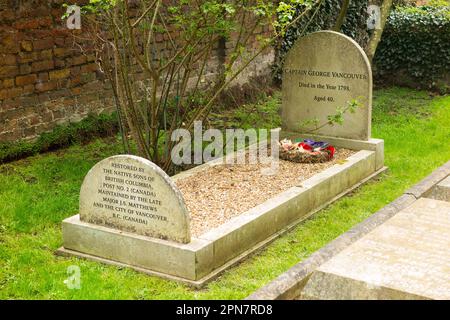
[35, 80, 57, 92]
[15, 74, 37, 86]
[427, 176, 450, 202]
[31, 60, 54, 73]
[406, 165, 450, 199]
[0, 54, 16, 66]
[32, 38, 54, 51]
[282, 31, 372, 140]
[49, 68, 70, 80]
[301, 198, 450, 300]
[61, 215, 202, 280]
[0, 65, 19, 78]
[20, 41, 33, 52]
[79, 155, 191, 243]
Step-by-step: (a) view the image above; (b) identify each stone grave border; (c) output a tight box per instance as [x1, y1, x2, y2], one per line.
[246, 160, 450, 300]
[57, 132, 386, 287]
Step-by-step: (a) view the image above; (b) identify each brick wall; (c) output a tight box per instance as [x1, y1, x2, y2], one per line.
[0, 0, 274, 142]
[0, 0, 113, 141]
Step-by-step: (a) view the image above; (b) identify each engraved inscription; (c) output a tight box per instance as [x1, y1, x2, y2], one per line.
[79, 155, 190, 243]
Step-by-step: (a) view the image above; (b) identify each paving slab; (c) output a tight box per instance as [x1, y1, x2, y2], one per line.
[426, 176, 450, 202]
[300, 198, 450, 300]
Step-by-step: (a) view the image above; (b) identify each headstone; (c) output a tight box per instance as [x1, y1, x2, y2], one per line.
[79, 155, 191, 243]
[282, 31, 372, 140]
[301, 198, 450, 300]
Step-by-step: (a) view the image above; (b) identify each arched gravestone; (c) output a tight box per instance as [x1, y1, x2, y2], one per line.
[79, 155, 191, 243]
[282, 31, 372, 141]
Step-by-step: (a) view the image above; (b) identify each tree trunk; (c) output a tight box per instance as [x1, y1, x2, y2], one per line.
[365, 0, 393, 63]
[333, 0, 351, 31]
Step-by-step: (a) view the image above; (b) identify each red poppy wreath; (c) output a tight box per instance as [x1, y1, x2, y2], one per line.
[278, 139, 336, 163]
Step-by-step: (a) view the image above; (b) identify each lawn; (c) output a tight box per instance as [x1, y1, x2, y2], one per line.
[0, 87, 449, 299]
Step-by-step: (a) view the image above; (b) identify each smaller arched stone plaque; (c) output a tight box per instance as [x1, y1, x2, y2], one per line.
[79, 155, 191, 243]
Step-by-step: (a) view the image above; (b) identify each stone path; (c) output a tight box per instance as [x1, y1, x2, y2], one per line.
[247, 161, 450, 300]
[300, 197, 450, 300]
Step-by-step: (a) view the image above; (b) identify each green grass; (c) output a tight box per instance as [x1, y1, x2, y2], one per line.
[0, 87, 449, 299]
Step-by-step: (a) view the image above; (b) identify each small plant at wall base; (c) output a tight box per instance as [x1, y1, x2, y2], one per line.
[0, 113, 119, 164]
[66, 0, 332, 174]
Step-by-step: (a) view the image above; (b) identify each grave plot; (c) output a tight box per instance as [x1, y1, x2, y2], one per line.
[57, 31, 386, 286]
[175, 148, 355, 238]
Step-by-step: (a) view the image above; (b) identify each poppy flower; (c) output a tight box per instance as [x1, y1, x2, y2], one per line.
[325, 146, 335, 159]
[298, 142, 313, 151]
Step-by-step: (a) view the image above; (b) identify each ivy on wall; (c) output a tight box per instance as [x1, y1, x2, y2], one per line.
[273, 0, 370, 83]
[373, 5, 450, 86]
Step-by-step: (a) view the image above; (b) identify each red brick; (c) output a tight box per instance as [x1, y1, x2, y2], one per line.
[81, 63, 98, 73]
[55, 59, 66, 68]
[49, 68, 70, 80]
[0, 11, 15, 22]
[1, 35, 20, 54]
[69, 55, 87, 66]
[13, 19, 41, 30]
[38, 72, 49, 82]
[35, 81, 57, 92]
[33, 38, 54, 51]
[22, 84, 35, 95]
[51, 8, 64, 19]
[31, 60, 54, 72]
[49, 89, 68, 99]
[16, 74, 37, 86]
[2, 79, 15, 88]
[70, 86, 82, 95]
[37, 93, 51, 103]
[38, 17, 53, 28]
[0, 87, 22, 100]
[34, 6, 53, 18]
[17, 96, 38, 107]
[54, 48, 70, 58]
[80, 72, 96, 84]
[70, 66, 81, 76]
[18, 52, 38, 63]
[54, 38, 66, 47]
[85, 80, 103, 92]
[56, 79, 70, 90]
[20, 41, 33, 52]
[0, 65, 19, 78]
[39, 49, 53, 60]
[19, 64, 32, 75]
[0, 54, 16, 66]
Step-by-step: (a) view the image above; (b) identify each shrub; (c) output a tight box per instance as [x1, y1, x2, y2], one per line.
[373, 5, 450, 88]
